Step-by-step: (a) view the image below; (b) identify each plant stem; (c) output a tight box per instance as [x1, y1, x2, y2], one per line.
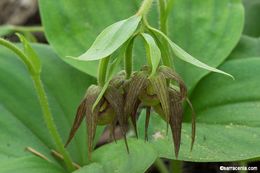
[8, 25, 44, 33]
[170, 160, 182, 173]
[239, 161, 247, 173]
[137, 0, 154, 16]
[97, 57, 110, 86]
[158, 0, 168, 34]
[125, 39, 134, 79]
[155, 158, 169, 173]
[156, 0, 175, 70]
[32, 75, 74, 171]
[0, 38, 74, 171]
[0, 38, 32, 72]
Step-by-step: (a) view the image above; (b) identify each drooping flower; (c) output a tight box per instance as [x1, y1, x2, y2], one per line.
[66, 65, 196, 159]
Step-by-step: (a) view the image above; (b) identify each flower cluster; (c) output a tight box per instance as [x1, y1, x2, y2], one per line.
[65, 65, 195, 159]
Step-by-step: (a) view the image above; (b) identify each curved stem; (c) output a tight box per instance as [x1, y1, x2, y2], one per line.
[143, 18, 173, 69]
[0, 38, 33, 72]
[0, 38, 74, 171]
[32, 76, 74, 171]
[137, 0, 154, 16]
[98, 57, 110, 86]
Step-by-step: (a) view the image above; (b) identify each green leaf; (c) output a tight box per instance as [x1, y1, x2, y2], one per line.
[73, 163, 104, 173]
[141, 33, 161, 76]
[76, 16, 141, 61]
[38, 0, 147, 76]
[0, 44, 97, 165]
[243, 0, 260, 37]
[92, 139, 157, 173]
[138, 57, 260, 161]
[16, 34, 42, 74]
[168, 0, 244, 89]
[229, 36, 260, 60]
[149, 27, 234, 79]
[39, 0, 243, 85]
[0, 156, 65, 173]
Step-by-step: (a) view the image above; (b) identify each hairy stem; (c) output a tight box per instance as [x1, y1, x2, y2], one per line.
[155, 158, 169, 173]
[98, 57, 110, 86]
[10, 25, 44, 33]
[0, 38, 32, 72]
[0, 38, 74, 171]
[137, 0, 154, 16]
[143, 18, 173, 69]
[32, 76, 75, 171]
[158, 0, 168, 34]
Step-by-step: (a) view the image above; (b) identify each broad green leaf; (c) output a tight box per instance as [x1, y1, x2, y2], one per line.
[138, 57, 260, 161]
[168, 0, 244, 89]
[141, 33, 161, 76]
[73, 163, 104, 173]
[149, 28, 233, 79]
[0, 44, 97, 165]
[229, 36, 260, 60]
[76, 16, 141, 61]
[243, 0, 260, 37]
[0, 156, 65, 173]
[16, 34, 41, 74]
[92, 139, 157, 173]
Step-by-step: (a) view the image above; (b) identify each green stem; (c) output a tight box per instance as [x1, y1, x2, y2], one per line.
[8, 25, 44, 33]
[98, 57, 110, 86]
[239, 161, 247, 173]
[170, 160, 182, 173]
[32, 76, 74, 171]
[125, 39, 134, 79]
[155, 158, 169, 173]
[137, 0, 154, 16]
[0, 38, 74, 171]
[165, 0, 175, 19]
[0, 38, 32, 72]
[148, 29, 172, 67]
[158, 0, 168, 34]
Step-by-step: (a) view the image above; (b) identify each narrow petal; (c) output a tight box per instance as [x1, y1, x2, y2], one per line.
[159, 66, 187, 100]
[186, 98, 196, 151]
[105, 85, 129, 153]
[145, 107, 151, 141]
[150, 74, 171, 130]
[109, 118, 118, 143]
[84, 85, 102, 160]
[130, 99, 141, 138]
[124, 71, 147, 120]
[169, 89, 183, 158]
[65, 98, 87, 147]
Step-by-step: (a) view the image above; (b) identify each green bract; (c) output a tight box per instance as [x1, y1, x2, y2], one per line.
[75, 16, 141, 61]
